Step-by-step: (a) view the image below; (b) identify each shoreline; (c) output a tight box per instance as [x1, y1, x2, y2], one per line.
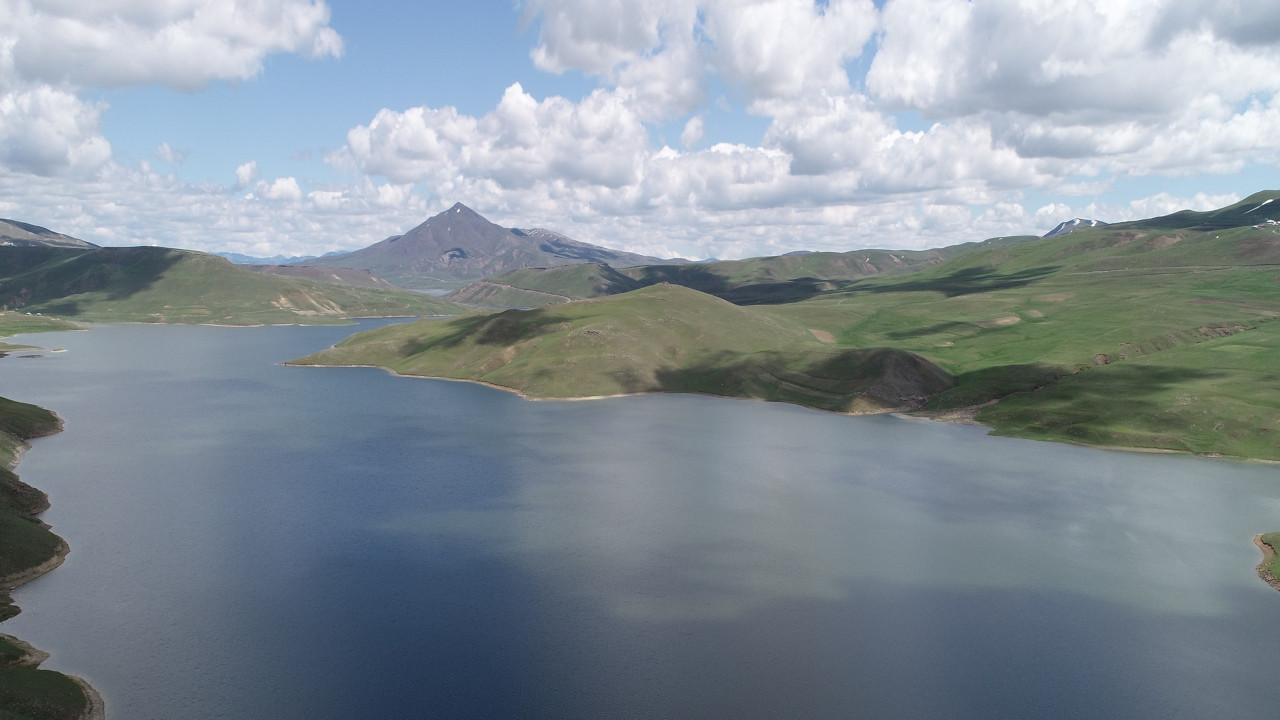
[1254, 535, 1280, 593]
[289, 360, 1280, 463]
[0, 413, 105, 720]
[285, 361, 925, 415]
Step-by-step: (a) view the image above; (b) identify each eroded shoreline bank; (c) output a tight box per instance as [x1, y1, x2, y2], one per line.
[1255, 534, 1280, 593]
[0, 407, 105, 720]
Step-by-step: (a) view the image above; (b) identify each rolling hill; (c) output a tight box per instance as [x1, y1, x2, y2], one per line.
[0, 246, 462, 324]
[294, 283, 953, 413]
[297, 203, 667, 289]
[297, 190, 1280, 460]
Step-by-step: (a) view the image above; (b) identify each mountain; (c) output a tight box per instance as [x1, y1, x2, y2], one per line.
[0, 246, 461, 324]
[297, 203, 667, 288]
[0, 219, 97, 249]
[1044, 218, 1107, 237]
[217, 251, 317, 265]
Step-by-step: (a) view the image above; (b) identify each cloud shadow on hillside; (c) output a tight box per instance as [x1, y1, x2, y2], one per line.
[399, 308, 572, 355]
[859, 265, 1061, 298]
[1, 247, 184, 316]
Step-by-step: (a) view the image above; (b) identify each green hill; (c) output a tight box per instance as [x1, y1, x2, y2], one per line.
[0, 246, 463, 324]
[756, 191, 1280, 459]
[445, 263, 643, 306]
[294, 283, 953, 413]
[296, 191, 1280, 461]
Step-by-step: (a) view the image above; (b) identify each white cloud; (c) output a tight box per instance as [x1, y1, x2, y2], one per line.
[866, 0, 1280, 177]
[702, 0, 877, 110]
[155, 142, 187, 164]
[0, 163, 432, 257]
[340, 83, 650, 191]
[4, 0, 1279, 262]
[680, 115, 704, 149]
[255, 176, 303, 201]
[521, 0, 877, 117]
[0, 85, 111, 176]
[2, 0, 343, 91]
[0, 0, 343, 179]
[235, 160, 260, 188]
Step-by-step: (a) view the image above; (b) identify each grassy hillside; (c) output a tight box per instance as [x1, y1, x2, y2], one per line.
[295, 283, 953, 413]
[755, 190, 1280, 459]
[0, 246, 463, 325]
[445, 263, 643, 306]
[299, 191, 1280, 460]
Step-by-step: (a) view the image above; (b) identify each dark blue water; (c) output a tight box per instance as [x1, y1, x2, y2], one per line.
[2, 322, 1279, 719]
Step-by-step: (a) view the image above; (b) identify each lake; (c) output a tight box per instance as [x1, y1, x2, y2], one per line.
[2, 322, 1279, 719]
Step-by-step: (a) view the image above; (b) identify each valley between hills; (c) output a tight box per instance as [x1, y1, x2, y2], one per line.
[2, 191, 1280, 717]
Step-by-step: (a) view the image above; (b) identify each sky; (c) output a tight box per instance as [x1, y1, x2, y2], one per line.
[0, 0, 1278, 261]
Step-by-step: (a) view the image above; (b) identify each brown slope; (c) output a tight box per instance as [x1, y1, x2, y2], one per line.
[0, 219, 97, 249]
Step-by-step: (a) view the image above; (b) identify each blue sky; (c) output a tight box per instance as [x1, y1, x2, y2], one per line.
[1, 0, 1277, 260]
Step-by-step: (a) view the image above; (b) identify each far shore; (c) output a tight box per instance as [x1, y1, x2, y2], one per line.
[288, 360, 1280, 464]
[283, 360, 926, 415]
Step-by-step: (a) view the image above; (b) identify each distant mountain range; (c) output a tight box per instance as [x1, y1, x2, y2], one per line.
[217, 251, 318, 265]
[296, 203, 669, 288]
[0, 219, 97, 248]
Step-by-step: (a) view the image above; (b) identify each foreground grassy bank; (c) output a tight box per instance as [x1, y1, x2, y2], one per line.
[0, 321, 100, 720]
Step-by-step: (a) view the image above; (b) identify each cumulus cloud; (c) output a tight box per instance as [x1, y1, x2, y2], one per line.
[0, 163, 432, 257]
[339, 83, 650, 190]
[0, 0, 343, 178]
[235, 160, 260, 188]
[522, 0, 877, 117]
[6, 0, 1280, 261]
[701, 0, 877, 110]
[866, 0, 1280, 176]
[0, 85, 111, 176]
[2, 0, 343, 91]
[255, 176, 303, 201]
[680, 115, 704, 149]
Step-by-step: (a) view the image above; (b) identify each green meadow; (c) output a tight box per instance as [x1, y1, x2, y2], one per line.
[295, 283, 952, 413]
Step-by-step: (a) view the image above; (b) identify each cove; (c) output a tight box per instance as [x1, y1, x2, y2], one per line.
[2, 322, 1279, 720]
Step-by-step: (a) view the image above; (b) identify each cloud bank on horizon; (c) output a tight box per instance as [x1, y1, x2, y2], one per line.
[0, 0, 1277, 260]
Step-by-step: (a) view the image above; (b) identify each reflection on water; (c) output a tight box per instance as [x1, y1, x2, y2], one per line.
[1, 323, 1279, 720]
[381, 402, 1273, 621]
